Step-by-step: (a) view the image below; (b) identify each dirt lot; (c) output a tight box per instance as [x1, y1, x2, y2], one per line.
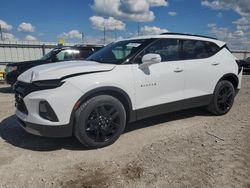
[0, 75, 249, 188]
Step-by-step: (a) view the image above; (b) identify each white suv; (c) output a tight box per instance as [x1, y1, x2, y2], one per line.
[14, 33, 243, 148]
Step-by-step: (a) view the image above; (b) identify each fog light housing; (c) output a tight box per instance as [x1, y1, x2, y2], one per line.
[39, 101, 58, 122]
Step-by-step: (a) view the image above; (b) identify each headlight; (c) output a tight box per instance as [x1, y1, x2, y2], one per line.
[6, 66, 17, 73]
[33, 79, 64, 87]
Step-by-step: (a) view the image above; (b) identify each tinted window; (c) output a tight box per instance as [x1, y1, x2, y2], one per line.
[77, 49, 94, 60]
[135, 39, 180, 64]
[182, 40, 220, 60]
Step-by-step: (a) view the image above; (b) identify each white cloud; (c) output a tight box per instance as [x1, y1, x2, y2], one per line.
[148, 0, 168, 7]
[18, 22, 35, 32]
[140, 26, 168, 35]
[203, 0, 250, 50]
[90, 16, 125, 31]
[91, 0, 168, 22]
[0, 20, 13, 31]
[59, 30, 82, 39]
[24, 35, 37, 41]
[233, 17, 249, 26]
[207, 23, 249, 50]
[2, 33, 18, 41]
[168, 11, 177, 16]
[201, 0, 250, 16]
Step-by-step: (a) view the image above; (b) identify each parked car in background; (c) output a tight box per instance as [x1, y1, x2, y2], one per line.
[0, 70, 5, 81]
[243, 57, 250, 72]
[14, 33, 243, 148]
[5, 44, 103, 85]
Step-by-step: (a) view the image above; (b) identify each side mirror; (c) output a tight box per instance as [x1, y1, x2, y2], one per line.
[140, 53, 161, 68]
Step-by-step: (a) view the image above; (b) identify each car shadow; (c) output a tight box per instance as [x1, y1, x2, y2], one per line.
[0, 85, 14, 94]
[0, 115, 87, 151]
[0, 108, 211, 152]
[125, 107, 210, 133]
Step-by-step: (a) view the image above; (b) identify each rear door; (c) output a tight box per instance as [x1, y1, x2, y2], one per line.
[180, 39, 222, 107]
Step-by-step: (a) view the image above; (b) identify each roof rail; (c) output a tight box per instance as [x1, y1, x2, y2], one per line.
[74, 44, 104, 47]
[160, 32, 217, 40]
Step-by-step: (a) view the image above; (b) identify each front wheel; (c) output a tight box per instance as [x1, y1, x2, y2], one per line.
[74, 95, 126, 149]
[207, 80, 235, 115]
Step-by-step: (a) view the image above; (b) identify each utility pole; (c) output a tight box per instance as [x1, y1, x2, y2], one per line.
[81, 32, 84, 44]
[103, 26, 106, 44]
[137, 23, 140, 36]
[0, 24, 3, 41]
[115, 26, 117, 41]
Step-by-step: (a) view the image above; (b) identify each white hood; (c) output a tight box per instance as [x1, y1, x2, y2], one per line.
[18, 60, 115, 83]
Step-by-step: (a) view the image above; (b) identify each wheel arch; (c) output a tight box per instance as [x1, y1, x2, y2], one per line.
[72, 86, 136, 124]
[218, 73, 239, 89]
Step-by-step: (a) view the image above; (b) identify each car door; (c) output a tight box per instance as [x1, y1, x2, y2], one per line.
[180, 39, 222, 108]
[132, 39, 185, 119]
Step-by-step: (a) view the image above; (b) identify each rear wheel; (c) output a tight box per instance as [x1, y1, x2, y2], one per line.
[208, 80, 235, 115]
[74, 95, 126, 149]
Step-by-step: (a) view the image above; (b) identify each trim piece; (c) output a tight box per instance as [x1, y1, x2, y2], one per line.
[135, 95, 213, 121]
[61, 69, 112, 80]
[17, 118, 72, 137]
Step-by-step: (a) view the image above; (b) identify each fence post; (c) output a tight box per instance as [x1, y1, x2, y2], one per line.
[42, 44, 45, 56]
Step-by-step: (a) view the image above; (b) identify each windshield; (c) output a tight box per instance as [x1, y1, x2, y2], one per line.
[86, 39, 149, 64]
[40, 49, 60, 61]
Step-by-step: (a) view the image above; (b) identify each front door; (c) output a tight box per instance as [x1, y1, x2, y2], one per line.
[132, 39, 185, 119]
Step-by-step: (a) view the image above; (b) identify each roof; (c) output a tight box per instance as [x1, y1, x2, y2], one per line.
[160, 32, 217, 40]
[121, 33, 225, 47]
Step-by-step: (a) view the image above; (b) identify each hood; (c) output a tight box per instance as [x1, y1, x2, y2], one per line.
[17, 60, 115, 83]
[8, 60, 45, 67]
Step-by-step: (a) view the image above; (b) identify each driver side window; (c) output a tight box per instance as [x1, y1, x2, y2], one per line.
[135, 39, 180, 64]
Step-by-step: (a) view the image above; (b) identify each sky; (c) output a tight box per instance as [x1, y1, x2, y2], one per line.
[0, 0, 249, 50]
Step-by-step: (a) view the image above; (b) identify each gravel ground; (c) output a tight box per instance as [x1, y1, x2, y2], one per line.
[0, 75, 249, 188]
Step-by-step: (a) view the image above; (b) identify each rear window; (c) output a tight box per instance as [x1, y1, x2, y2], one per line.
[181, 40, 220, 60]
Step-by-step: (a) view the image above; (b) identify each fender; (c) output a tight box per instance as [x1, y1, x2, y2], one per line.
[70, 86, 136, 125]
[218, 73, 239, 89]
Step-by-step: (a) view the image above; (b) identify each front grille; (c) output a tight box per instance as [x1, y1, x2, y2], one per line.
[13, 80, 63, 115]
[14, 81, 35, 97]
[14, 81, 31, 115]
[15, 93, 28, 114]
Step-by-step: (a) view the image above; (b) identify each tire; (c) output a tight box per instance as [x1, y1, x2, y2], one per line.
[207, 80, 235, 115]
[74, 95, 126, 149]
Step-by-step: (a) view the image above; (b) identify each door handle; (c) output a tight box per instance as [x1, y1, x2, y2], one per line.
[174, 67, 183, 73]
[211, 62, 220, 66]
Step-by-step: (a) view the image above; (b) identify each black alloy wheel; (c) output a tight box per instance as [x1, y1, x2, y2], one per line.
[74, 95, 126, 149]
[208, 80, 235, 115]
[85, 104, 121, 142]
[216, 84, 234, 113]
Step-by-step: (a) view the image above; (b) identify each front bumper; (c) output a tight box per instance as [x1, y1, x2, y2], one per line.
[17, 117, 72, 137]
[14, 80, 84, 137]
